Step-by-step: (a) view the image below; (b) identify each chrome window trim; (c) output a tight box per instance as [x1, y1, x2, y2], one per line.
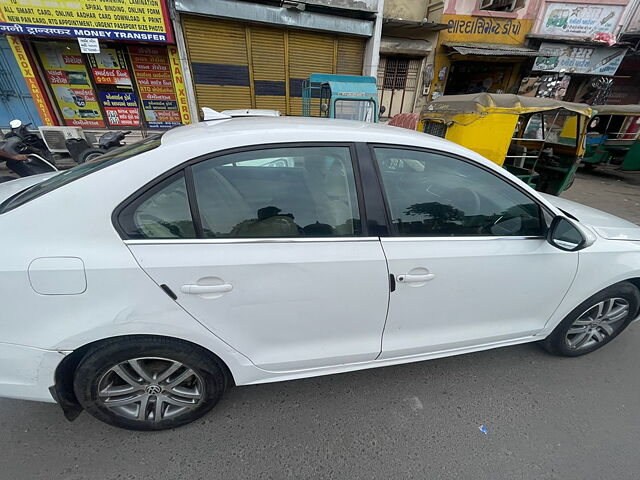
[124, 237, 380, 245]
[382, 236, 546, 242]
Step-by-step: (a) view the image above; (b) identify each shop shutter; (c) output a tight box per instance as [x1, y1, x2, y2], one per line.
[336, 37, 365, 75]
[288, 31, 336, 115]
[182, 16, 252, 112]
[249, 27, 287, 112]
[182, 15, 367, 116]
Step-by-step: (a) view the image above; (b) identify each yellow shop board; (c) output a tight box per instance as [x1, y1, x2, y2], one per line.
[35, 42, 105, 127]
[0, 0, 173, 43]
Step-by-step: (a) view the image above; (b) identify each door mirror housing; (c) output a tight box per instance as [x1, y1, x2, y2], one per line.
[547, 216, 596, 251]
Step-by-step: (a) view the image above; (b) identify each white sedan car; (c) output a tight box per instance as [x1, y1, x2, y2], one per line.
[2, 117, 639, 430]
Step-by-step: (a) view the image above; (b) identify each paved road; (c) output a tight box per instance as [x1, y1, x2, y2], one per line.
[2, 169, 640, 480]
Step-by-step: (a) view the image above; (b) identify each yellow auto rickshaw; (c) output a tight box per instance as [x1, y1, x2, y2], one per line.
[419, 93, 592, 195]
[583, 104, 640, 171]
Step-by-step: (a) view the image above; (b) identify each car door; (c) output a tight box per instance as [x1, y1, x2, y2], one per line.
[371, 146, 579, 359]
[118, 144, 390, 372]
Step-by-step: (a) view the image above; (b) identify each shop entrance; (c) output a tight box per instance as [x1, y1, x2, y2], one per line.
[445, 60, 521, 95]
[31, 40, 182, 130]
[0, 37, 42, 127]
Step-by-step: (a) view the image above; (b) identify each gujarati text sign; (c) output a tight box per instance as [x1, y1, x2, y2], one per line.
[0, 0, 173, 43]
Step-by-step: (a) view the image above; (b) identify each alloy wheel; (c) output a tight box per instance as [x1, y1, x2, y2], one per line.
[565, 298, 630, 351]
[97, 357, 204, 422]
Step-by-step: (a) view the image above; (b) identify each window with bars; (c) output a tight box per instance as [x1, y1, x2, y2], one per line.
[383, 57, 410, 89]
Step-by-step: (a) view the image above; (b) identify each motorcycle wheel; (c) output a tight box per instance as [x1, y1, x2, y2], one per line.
[78, 148, 106, 164]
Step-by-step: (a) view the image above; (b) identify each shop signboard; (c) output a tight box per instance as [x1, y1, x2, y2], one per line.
[167, 45, 192, 125]
[35, 42, 105, 127]
[539, 3, 624, 38]
[533, 42, 627, 76]
[87, 49, 132, 86]
[99, 91, 140, 126]
[129, 46, 182, 129]
[440, 14, 533, 45]
[0, 0, 173, 43]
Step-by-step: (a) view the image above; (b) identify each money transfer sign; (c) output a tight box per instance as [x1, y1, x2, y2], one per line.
[0, 0, 173, 43]
[533, 43, 627, 76]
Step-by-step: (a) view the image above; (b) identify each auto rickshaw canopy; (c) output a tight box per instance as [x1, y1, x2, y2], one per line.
[423, 93, 592, 119]
[591, 104, 640, 116]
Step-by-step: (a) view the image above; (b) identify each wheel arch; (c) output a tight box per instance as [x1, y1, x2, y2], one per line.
[51, 334, 236, 420]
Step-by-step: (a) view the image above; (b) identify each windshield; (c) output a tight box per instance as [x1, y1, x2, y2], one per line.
[334, 99, 376, 122]
[522, 112, 578, 146]
[0, 134, 162, 214]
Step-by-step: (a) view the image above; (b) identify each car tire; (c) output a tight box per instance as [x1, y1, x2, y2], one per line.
[73, 336, 227, 431]
[540, 282, 640, 357]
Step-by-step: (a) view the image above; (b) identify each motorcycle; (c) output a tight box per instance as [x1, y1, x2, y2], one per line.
[6, 119, 55, 163]
[0, 135, 58, 184]
[65, 130, 132, 164]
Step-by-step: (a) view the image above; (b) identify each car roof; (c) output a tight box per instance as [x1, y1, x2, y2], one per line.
[160, 116, 472, 157]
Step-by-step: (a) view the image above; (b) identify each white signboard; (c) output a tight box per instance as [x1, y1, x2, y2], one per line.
[539, 3, 624, 37]
[77, 37, 100, 54]
[533, 42, 627, 76]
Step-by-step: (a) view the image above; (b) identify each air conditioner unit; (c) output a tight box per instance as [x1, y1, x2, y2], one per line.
[37, 126, 86, 153]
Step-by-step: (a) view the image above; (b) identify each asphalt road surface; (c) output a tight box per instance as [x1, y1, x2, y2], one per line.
[2, 169, 640, 480]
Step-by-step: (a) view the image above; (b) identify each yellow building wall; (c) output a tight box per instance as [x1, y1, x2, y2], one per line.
[430, 15, 534, 100]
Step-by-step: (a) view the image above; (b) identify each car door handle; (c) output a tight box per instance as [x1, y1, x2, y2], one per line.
[180, 284, 233, 294]
[397, 273, 435, 283]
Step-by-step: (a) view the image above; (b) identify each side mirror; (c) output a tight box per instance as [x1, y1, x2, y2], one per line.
[9, 119, 22, 129]
[547, 216, 596, 251]
[379, 105, 386, 115]
[320, 103, 329, 113]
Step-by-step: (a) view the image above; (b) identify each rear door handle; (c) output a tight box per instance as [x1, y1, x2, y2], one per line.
[397, 273, 435, 283]
[180, 284, 233, 294]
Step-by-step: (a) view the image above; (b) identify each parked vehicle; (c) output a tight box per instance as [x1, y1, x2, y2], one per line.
[2, 117, 640, 431]
[0, 134, 57, 183]
[302, 73, 380, 122]
[6, 119, 55, 163]
[420, 93, 592, 195]
[65, 130, 132, 164]
[583, 104, 640, 171]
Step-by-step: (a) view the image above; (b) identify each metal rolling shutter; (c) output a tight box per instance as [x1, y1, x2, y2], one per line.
[337, 37, 365, 75]
[182, 16, 252, 111]
[249, 27, 287, 112]
[288, 31, 335, 115]
[182, 16, 366, 115]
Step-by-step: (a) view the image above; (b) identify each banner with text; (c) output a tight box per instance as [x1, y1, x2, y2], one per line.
[534, 43, 627, 76]
[0, 0, 173, 43]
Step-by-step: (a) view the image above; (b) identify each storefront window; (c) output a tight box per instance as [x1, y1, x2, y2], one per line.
[33, 41, 182, 131]
[35, 42, 106, 128]
[87, 47, 140, 127]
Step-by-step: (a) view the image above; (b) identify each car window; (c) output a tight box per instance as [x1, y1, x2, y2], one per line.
[118, 172, 196, 239]
[191, 146, 361, 238]
[374, 147, 544, 237]
[0, 134, 162, 214]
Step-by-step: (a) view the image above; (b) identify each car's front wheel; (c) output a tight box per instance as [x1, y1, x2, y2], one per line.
[541, 282, 640, 356]
[73, 336, 227, 430]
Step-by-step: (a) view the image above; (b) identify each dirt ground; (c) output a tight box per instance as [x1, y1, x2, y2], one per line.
[562, 166, 640, 225]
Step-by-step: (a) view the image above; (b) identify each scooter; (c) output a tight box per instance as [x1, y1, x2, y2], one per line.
[0, 135, 58, 183]
[65, 130, 132, 164]
[6, 119, 55, 163]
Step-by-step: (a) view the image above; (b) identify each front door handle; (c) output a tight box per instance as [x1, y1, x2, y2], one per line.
[180, 284, 233, 294]
[397, 273, 435, 283]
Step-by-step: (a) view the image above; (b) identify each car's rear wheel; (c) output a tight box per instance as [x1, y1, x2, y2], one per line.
[541, 282, 639, 356]
[73, 336, 227, 430]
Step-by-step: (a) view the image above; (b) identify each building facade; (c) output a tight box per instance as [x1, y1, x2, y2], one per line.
[0, 0, 191, 131]
[428, 0, 543, 100]
[525, 0, 632, 103]
[172, 0, 383, 116]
